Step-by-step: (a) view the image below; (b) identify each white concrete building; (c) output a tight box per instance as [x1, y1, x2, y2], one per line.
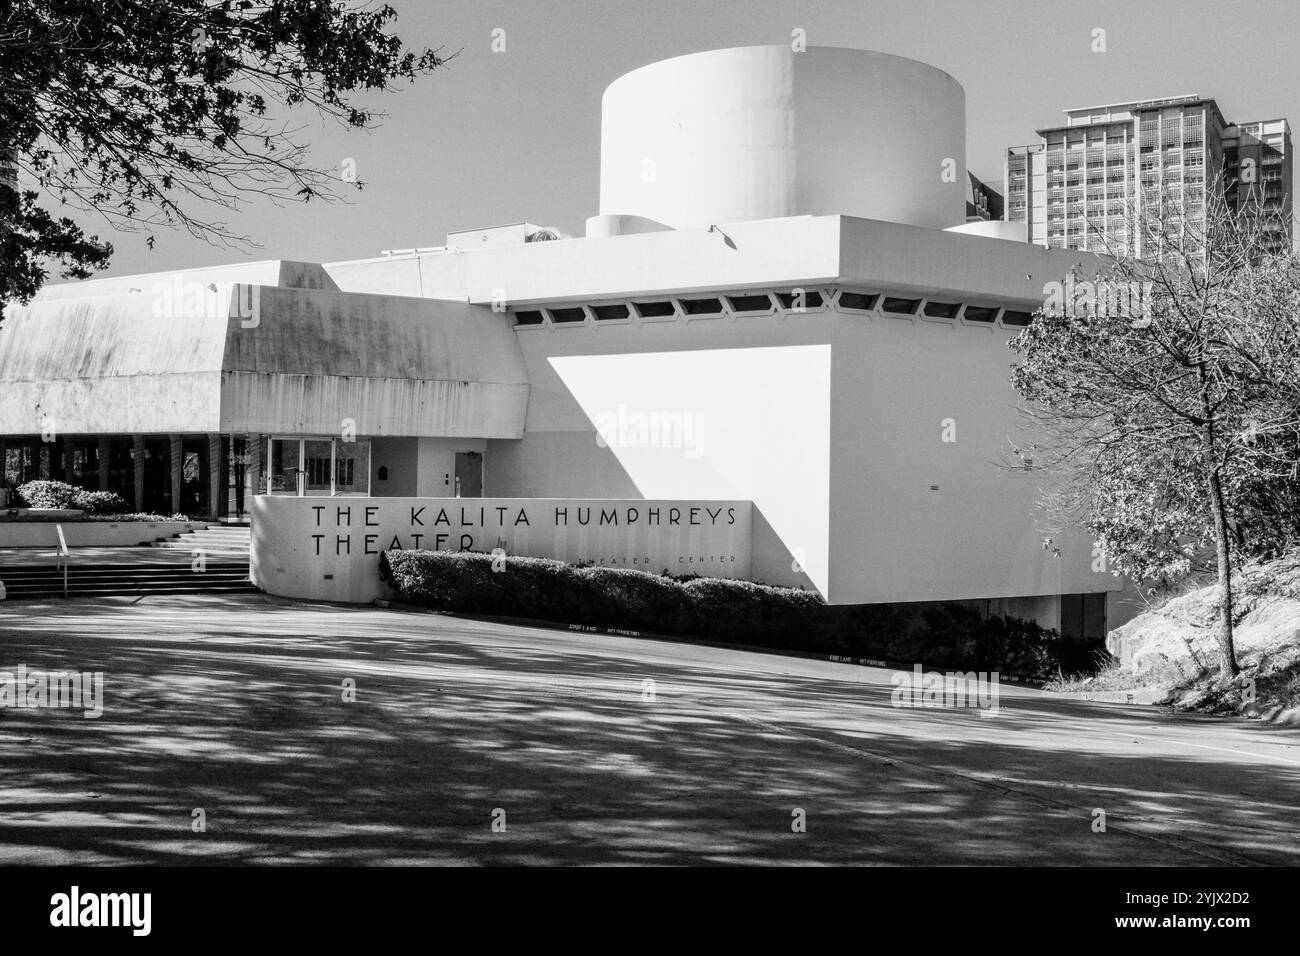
[0, 46, 1120, 636]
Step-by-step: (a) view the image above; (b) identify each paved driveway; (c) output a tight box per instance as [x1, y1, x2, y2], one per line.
[0, 594, 1296, 864]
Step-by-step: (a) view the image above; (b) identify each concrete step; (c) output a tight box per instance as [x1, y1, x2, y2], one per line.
[0, 561, 254, 600]
[152, 525, 251, 554]
[152, 538, 249, 547]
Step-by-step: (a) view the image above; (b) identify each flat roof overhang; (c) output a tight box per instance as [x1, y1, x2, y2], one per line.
[347, 214, 1099, 313]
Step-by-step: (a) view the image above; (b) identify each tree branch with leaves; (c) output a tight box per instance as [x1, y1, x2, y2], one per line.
[0, 0, 448, 310]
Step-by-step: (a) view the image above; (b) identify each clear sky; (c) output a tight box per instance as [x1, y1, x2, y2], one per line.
[60, 0, 1300, 278]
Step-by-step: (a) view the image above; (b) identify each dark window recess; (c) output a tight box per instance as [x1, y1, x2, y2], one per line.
[633, 300, 676, 318]
[592, 303, 631, 321]
[725, 293, 773, 313]
[306, 457, 330, 485]
[922, 300, 961, 319]
[775, 290, 825, 310]
[514, 310, 544, 326]
[963, 306, 998, 323]
[680, 297, 724, 316]
[837, 291, 879, 311]
[1001, 310, 1033, 327]
[547, 307, 587, 323]
[881, 296, 921, 315]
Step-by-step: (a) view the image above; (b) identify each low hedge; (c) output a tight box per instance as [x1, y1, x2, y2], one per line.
[72, 490, 131, 515]
[15, 480, 131, 514]
[15, 480, 81, 508]
[380, 550, 1081, 678]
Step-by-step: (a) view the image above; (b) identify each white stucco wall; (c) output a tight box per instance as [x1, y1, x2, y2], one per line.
[486, 299, 1116, 607]
[826, 309, 1108, 604]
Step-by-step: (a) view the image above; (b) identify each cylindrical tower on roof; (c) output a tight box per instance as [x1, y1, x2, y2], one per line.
[597, 45, 967, 231]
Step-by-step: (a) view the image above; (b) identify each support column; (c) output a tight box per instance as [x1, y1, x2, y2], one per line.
[246, 433, 261, 506]
[97, 437, 110, 493]
[169, 434, 182, 516]
[208, 433, 221, 521]
[132, 435, 145, 512]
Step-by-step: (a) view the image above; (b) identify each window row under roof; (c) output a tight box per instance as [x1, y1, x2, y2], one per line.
[511, 288, 1034, 330]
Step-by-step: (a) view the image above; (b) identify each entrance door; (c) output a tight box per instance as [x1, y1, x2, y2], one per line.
[454, 451, 483, 498]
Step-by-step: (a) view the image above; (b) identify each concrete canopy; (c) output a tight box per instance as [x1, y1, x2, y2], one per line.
[0, 265, 529, 438]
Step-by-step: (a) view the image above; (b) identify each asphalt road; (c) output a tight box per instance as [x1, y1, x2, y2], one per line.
[0, 593, 1296, 865]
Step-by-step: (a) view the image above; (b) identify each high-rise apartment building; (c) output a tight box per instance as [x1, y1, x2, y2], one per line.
[1006, 95, 1291, 256]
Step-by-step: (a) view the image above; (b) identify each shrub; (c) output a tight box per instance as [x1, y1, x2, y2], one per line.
[380, 550, 1071, 678]
[16, 480, 79, 508]
[72, 489, 130, 515]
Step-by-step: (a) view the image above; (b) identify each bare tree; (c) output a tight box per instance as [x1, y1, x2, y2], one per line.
[1009, 182, 1300, 680]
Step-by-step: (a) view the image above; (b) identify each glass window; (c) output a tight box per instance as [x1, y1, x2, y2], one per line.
[963, 306, 998, 323]
[591, 303, 630, 321]
[837, 291, 878, 312]
[632, 300, 675, 319]
[923, 301, 961, 319]
[335, 441, 369, 495]
[725, 293, 773, 313]
[304, 439, 333, 494]
[881, 297, 921, 315]
[775, 290, 825, 310]
[679, 297, 724, 316]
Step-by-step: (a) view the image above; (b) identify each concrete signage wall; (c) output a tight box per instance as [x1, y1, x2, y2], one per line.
[251, 495, 752, 603]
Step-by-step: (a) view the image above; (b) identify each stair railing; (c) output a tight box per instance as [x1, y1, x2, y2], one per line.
[55, 523, 69, 598]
